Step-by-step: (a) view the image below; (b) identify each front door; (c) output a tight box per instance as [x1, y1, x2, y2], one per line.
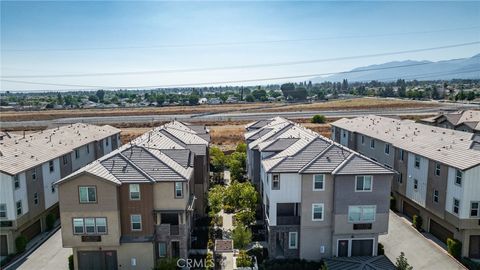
[470, 235, 480, 259]
[171, 241, 180, 258]
[338, 240, 349, 257]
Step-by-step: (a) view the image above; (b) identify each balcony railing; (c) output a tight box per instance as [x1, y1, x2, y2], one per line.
[155, 224, 183, 238]
[276, 216, 300, 225]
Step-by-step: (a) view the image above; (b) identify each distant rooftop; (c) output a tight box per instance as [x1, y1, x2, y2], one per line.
[421, 110, 480, 131]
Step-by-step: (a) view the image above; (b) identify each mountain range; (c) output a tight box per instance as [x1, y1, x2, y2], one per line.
[313, 53, 480, 82]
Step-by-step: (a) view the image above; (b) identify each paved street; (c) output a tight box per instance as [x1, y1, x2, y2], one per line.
[380, 211, 466, 270]
[11, 229, 71, 270]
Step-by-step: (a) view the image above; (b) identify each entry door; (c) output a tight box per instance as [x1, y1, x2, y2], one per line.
[470, 235, 480, 259]
[338, 240, 349, 257]
[0, 235, 8, 256]
[171, 241, 180, 258]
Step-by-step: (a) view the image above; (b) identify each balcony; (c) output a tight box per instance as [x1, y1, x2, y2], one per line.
[276, 216, 301, 225]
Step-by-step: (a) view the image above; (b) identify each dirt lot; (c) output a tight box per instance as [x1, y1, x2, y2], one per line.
[0, 98, 436, 122]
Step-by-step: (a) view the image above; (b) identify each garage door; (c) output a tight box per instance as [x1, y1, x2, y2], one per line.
[469, 235, 480, 259]
[0, 235, 8, 256]
[429, 219, 453, 244]
[351, 239, 374, 256]
[21, 220, 41, 241]
[403, 201, 420, 219]
[78, 251, 118, 270]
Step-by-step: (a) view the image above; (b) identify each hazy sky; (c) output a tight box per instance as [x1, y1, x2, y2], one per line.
[1, 1, 479, 91]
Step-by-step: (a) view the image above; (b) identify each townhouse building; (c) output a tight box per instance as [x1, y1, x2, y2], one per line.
[246, 120, 395, 260]
[0, 124, 120, 256]
[420, 110, 480, 135]
[55, 122, 209, 270]
[332, 115, 480, 259]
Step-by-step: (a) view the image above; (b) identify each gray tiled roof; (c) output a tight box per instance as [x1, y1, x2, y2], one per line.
[159, 149, 192, 168]
[324, 256, 395, 270]
[261, 138, 300, 152]
[333, 154, 395, 175]
[301, 144, 351, 173]
[101, 153, 152, 183]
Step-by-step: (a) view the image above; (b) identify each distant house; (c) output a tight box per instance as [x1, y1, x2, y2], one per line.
[208, 98, 222, 105]
[198, 97, 208, 104]
[226, 96, 238, 104]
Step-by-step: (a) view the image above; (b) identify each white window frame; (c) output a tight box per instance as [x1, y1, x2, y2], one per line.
[435, 163, 441, 176]
[86, 144, 90, 154]
[470, 202, 479, 218]
[14, 174, 20, 189]
[95, 217, 107, 234]
[355, 176, 373, 192]
[384, 144, 390, 155]
[370, 139, 375, 149]
[79, 186, 97, 203]
[455, 170, 463, 186]
[414, 155, 421, 169]
[336, 238, 375, 257]
[16, 200, 22, 216]
[131, 214, 142, 231]
[75, 149, 80, 159]
[453, 198, 460, 215]
[129, 184, 141, 200]
[0, 204, 7, 219]
[313, 174, 325, 191]
[73, 218, 84, 234]
[348, 205, 376, 223]
[49, 160, 55, 172]
[288, 232, 298, 249]
[312, 203, 324, 221]
[85, 217, 96, 234]
[433, 190, 439, 203]
[158, 242, 167, 257]
[272, 174, 280, 190]
[361, 135, 365, 145]
[63, 155, 68, 165]
[413, 179, 418, 190]
[31, 168, 37, 181]
[399, 149, 404, 161]
[33, 192, 39, 205]
[174, 182, 183, 198]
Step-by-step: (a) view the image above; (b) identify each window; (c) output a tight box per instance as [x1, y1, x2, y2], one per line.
[31, 168, 36, 181]
[384, 144, 390, 155]
[397, 173, 403, 184]
[174, 182, 183, 198]
[414, 179, 418, 190]
[272, 174, 280, 190]
[453, 198, 460, 215]
[33, 193, 39, 205]
[49, 160, 54, 172]
[435, 163, 441, 176]
[455, 170, 463, 186]
[414, 155, 421, 168]
[370, 139, 375, 149]
[355, 176, 372, 192]
[14, 175, 20, 189]
[433, 190, 439, 203]
[0, 204, 6, 218]
[399, 149, 404, 161]
[131, 215, 142, 231]
[348, 206, 376, 223]
[96, 218, 107, 234]
[63, 155, 68, 165]
[313, 174, 325, 191]
[106, 138, 109, 146]
[16, 201, 22, 216]
[86, 144, 90, 154]
[85, 218, 95, 234]
[342, 130, 346, 138]
[79, 186, 97, 203]
[361, 135, 365, 144]
[288, 232, 298, 249]
[129, 184, 140, 200]
[75, 149, 80, 159]
[51, 184, 55, 193]
[470, 202, 479, 217]
[312, 203, 324, 221]
[158, 242, 167, 257]
[73, 218, 84, 234]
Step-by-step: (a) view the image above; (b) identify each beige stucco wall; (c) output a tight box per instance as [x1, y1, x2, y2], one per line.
[153, 181, 189, 210]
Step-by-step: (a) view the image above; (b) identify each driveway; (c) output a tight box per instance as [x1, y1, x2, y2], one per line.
[10, 229, 71, 270]
[379, 211, 466, 270]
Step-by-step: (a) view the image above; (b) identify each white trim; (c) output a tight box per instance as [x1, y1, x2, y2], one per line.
[336, 238, 375, 257]
[130, 214, 142, 231]
[288, 231, 298, 249]
[355, 175, 373, 192]
[347, 205, 376, 223]
[312, 174, 325, 191]
[312, 203, 324, 221]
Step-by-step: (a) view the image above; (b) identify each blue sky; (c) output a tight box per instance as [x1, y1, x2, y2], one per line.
[1, 1, 479, 91]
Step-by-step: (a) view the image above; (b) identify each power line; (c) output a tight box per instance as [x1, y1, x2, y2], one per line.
[2, 66, 479, 90]
[2, 41, 479, 79]
[3, 26, 479, 52]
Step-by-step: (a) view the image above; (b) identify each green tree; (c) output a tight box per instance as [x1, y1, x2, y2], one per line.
[245, 95, 255, 102]
[228, 151, 247, 181]
[156, 94, 165, 106]
[188, 94, 199, 105]
[235, 142, 247, 153]
[88, 95, 99, 103]
[280, 83, 295, 99]
[395, 252, 413, 270]
[56, 93, 64, 105]
[236, 250, 253, 267]
[311, 114, 326, 124]
[251, 89, 267, 101]
[466, 91, 476, 101]
[208, 185, 226, 216]
[232, 225, 252, 249]
[210, 147, 227, 172]
[96, 89, 105, 102]
[269, 90, 281, 98]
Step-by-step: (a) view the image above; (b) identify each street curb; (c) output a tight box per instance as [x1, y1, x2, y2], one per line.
[3, 225, 61, 270]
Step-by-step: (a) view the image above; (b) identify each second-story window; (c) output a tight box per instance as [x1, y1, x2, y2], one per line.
[16, 201, 22, 216]
[75, 149, 80, 159]
[73, 218, 84, 234]
[397, 173, 403, 184]
[86, 144, 90, 154]
[129, 184, 140, 200]
[31, 168, 36, 181]
[414, 155, 421, 169]
[272, 174, 280, 190]
[433, 190, 439, 203]
[384, 144, 390, 155]
[455, 170, 463, 186]
[435, 163, 441, 176]
[14, 175, 20, 189]
[355, 176, 372, 192]
[63, 155, 68, 165]
[313, 174, 324, 191]
[175, 182, 183, 198]
[370, 139, 375, 149]
[361, 135, 365, 144]
[399, 149, 404, 161]
[470, 202, 479, 217]
[33, 193, 39, 205]
[453, 198, 460, 215]
[85, 218, 95, 233]
[312, 203, 324, 221]
[79, 186, 97, 203]
[106, 138, 109, 146]
[414, 179, 418, 190]
[96, 218, 107, 234]
[0, 204, 7, 218]
[131, 214, 142, 231]
[348, 205, 376, 223]
[49, 160, 55, 172]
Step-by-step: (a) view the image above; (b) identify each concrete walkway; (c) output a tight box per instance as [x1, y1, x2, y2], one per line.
[379, 211, 466, 270]
[11, 229, 72, 270]
[219, 170, 234, 270]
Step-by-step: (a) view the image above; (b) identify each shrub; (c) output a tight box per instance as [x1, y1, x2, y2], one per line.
[311, 114, 326, 124]
[447, 238, 462, 259]
[377, 243, 385, 255]
[236, 250, 253, 268]
[154, 257, 178, 270]
[224, 204, 235, 214]
[247, 246, 268, 264]
[412, 214, 423, 230]
[232, 225, 252, 249]
[68, 254, 74, 270]
[205, 252, 214, 270]
[207, 239, 214, 250]
[15, 235, 27, 253]
[46, 213, 56, 230]
[390, 196, 396, 211]
[395, 252, 413, 270]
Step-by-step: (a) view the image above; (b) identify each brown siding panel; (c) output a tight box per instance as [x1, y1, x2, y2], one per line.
[119, 183, 155, 237]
